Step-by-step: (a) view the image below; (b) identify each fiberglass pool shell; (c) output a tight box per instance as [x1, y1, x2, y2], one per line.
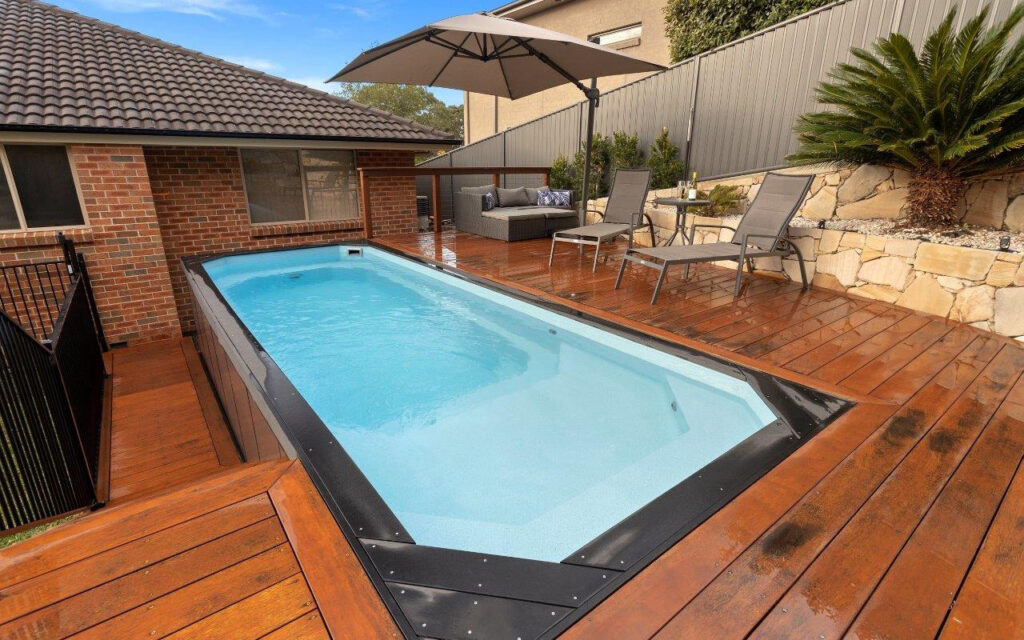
[184, 242, 851, 640]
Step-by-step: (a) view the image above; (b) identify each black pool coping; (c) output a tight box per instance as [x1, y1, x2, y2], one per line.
[182, 240, 853, 640]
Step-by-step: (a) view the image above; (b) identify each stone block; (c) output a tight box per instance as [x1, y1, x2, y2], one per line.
[994, 287, 1024, 336]
[789, 235, 815, 258]
[865, 235, 887, 251]
[915, 243, 996, 280]
[839, 232, 866, 249]
[937, 276, 969, 291]
[1010, 172, 1024, 198]
[838, 164, 891, 203]
[819, 229, 843, 253]
[817, 249, 861, 287]
[952, 285, 995, 323]
[1005, 195, 1024, 232]
[857, 256, 913, 289]
[884, 237, 920, 258]
[836, 188, 908, 219]
[963, 180, 1008, 228]
[801, 185, 836, 220]
[987, 260, 1019, 287]
[849, 283, 901, 303]
[812, 272, 847, 292]
[783, 258, 815, 283]
[892, 169, 911, 189]
[861, 248, 884, 262]
[896, 275, 955, 317]
[753, 256, 783, 272]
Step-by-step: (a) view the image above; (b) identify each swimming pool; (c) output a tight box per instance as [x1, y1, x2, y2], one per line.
[187, 243, 849, 639]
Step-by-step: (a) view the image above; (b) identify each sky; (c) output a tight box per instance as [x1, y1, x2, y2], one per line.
[46, 0, 490, 105]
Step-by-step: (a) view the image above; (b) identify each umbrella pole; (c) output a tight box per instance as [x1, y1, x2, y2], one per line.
[579, 78, 598, 226]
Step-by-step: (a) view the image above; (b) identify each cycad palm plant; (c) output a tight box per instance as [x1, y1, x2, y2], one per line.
[788, 4, 1024, 228]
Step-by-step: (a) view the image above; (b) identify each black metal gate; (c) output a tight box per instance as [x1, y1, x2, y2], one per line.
[0, 234, 108, 533]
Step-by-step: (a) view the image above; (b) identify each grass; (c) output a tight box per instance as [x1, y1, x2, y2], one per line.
[0, 514, 81, 550]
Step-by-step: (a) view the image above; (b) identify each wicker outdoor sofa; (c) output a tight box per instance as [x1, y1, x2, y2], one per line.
[454, 185, 578, 241]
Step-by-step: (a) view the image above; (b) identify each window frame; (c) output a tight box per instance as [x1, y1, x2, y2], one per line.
[0, 143, 89, 234]
[588, 23, 643, 49]
[238, 147, 361, 227]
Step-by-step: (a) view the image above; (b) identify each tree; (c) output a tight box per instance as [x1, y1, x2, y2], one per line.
[787, 4, 1024, 228]
[664, 0, 832, 62]
[334, 83, 463, 140]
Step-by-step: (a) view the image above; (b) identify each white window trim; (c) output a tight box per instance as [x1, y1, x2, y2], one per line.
[239, 148, 361, 227]
[0, 144, 89, 234]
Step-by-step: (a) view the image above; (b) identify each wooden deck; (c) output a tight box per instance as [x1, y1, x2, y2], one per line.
[0, 340, 397, 640]
[1, 232, 1023, 639]
[376, 232, 1024, 640]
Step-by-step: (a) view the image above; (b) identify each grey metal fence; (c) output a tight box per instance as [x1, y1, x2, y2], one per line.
[420, 0, 1022, 217]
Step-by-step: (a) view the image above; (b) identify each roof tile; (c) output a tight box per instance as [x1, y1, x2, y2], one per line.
[0, 0, 459, 143]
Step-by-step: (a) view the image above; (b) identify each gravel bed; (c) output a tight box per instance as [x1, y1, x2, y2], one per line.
[786, 217, 1024, 253]
[678, 210, 1024, 253]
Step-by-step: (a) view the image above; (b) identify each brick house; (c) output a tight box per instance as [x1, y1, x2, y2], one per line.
[0, 0, 459, 345]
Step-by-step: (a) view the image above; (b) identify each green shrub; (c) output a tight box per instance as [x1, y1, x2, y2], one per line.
[664, 0, 833, 63]
[609, 131, 644, 176]
[788, 4, 1024, 228]
[550, 155, 572, 192]
[647, 128, 685, 189]
[705, 184, 746, 216]
[548, 133, 616, 202]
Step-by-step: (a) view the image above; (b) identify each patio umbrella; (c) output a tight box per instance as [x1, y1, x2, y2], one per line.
[329, 12, 666, 218]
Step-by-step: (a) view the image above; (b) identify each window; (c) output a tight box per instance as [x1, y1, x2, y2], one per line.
[0, 145, 85, 231]
[589, 24, 642, 48]
[240, 149, 360, 224]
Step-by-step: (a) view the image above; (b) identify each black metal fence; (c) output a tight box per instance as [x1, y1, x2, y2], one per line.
[0, 236, 108, 533]
[0, 259, 73, 342]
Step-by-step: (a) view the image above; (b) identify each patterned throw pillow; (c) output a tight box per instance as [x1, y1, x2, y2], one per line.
[525, 187, 549, 205]
[539, 189, 571, 207]
[482, 192, 496, 211]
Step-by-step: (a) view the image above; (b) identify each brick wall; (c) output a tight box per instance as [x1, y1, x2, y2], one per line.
[0, 145, 182, 344]
[144, 146, 417, 333]
[356, 150, 419, 237]
[0, 143, 419, 345]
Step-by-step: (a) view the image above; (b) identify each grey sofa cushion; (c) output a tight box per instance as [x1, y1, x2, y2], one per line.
[462, 184, 498, 201]
[496, 186, 530, 207]
[497, 205, 575, 219]
[525, 186, 550, 205]
[535, 207, 576, 219]
[481, 207, 546, 221]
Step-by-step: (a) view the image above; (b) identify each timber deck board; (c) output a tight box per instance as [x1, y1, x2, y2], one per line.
[2, 231, 1023, 640]
[378, 232, 1024, 640]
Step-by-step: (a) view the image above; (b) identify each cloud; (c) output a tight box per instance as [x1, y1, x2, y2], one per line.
[329, 0, 388, 21]
[223, 56, 281, 73]
[89, 0, 265, 20]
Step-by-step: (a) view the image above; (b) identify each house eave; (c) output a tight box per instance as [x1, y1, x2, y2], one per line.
[0, 125, 462, 150]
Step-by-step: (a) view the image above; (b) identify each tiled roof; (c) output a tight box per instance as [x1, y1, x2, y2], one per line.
[0, 0, 460, 143]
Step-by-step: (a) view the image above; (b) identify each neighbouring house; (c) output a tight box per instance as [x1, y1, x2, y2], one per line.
[0, 0, 459, 345]
[463, 0, 671, 144]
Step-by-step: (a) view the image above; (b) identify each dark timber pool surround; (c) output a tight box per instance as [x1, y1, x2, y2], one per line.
[183, 241, 853, 640]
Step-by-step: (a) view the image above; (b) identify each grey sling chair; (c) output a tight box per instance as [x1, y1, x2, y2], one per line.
[615, 172, 814, 304]
[549, 168, 655, 272]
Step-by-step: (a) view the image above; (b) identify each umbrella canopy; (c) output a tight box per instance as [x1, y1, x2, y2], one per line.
[328, 12, 665, 100]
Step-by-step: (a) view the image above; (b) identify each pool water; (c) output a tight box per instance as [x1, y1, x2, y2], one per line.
[205, 246, 778, 562]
